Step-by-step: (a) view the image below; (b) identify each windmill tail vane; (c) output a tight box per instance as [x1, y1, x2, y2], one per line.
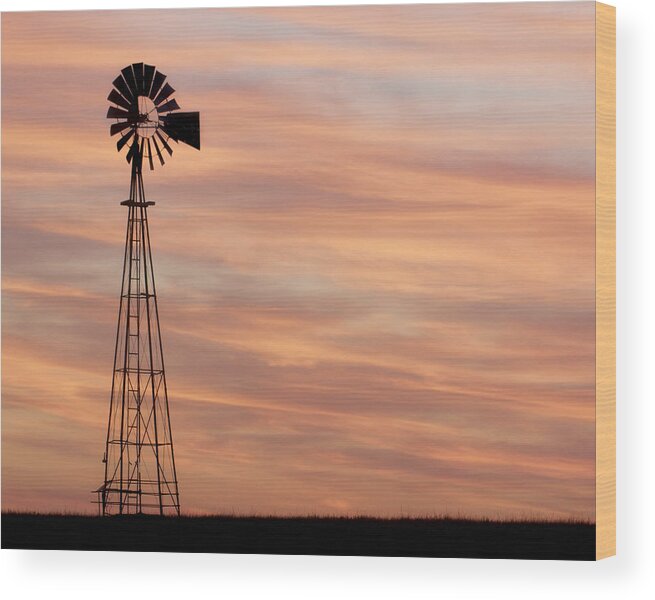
[94, 62, 200, 516]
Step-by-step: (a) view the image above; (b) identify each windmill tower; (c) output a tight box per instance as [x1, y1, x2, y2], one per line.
[95, 62, 200, 516]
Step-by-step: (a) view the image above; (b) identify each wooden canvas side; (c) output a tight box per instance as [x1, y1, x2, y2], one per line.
[595, 1, 616, 560]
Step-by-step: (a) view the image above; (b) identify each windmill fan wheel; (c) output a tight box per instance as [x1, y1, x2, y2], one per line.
[107, 62, 200, 170]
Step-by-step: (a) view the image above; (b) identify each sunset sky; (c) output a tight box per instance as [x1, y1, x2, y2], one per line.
[2, 3, 596, 518]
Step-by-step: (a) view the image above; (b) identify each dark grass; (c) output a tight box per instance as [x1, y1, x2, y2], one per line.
[1, 512, 595, 560]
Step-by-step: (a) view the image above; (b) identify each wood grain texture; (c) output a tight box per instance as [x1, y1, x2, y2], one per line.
[595, 1, 616, 560]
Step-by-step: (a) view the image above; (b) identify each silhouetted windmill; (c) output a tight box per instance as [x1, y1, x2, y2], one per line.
[95, 62, 200, 516]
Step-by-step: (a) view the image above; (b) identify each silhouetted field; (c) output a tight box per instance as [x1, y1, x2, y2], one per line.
[1, 512, 595, 560]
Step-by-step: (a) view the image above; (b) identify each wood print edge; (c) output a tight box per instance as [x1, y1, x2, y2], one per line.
[595, 0, 616, 561]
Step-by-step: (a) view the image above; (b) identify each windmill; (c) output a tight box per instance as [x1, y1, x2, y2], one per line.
[95, 62, 200, 516]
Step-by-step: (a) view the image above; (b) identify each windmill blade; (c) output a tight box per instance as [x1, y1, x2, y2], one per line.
[126, 137, 138, 163]
[107, 106, 132, 120]
[161, 112, 200, 150]
[113, 75, 134, 102]
[149, 71, 167, 101]
[127, 137, 144, 169]
[143, 64, 156, 97]
[154, 82, 175, 107]
[108, 89, 133, 111]
[156, 98, 180, 114]
[146, 139, 155, 171]
[132, 62, 145, 95]
[117, 128, 135, 152]
[110, 121, 131, 136]
[126, 137, 144, 170]
[155, 130, 173, 156]
[152, 135, 165, 166]
[121, 65, 139, 98]
[139, 138, 146, 169]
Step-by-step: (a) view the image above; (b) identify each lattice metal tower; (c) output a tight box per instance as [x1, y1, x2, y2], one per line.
[95, 62, 200, 516]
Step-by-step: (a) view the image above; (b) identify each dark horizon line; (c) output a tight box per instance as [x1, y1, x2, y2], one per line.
[1, 510, 595, 526]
